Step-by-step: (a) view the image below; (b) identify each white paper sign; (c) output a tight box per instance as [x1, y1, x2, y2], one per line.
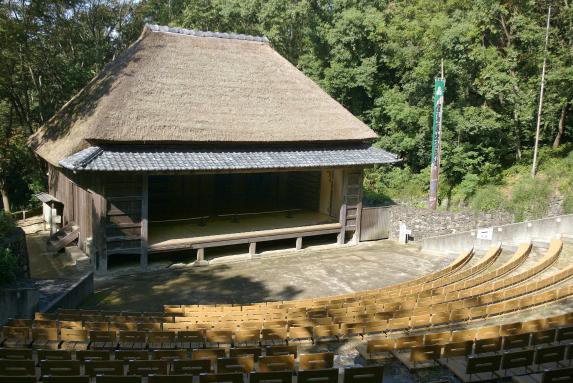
[476, 227, 493, 240]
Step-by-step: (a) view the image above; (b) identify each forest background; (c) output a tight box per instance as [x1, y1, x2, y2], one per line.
[1, 0, 572, 222]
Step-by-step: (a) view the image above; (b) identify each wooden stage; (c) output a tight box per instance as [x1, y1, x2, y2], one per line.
[148, 210, 341, 254]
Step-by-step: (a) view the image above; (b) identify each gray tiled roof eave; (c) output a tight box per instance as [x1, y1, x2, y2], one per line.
[59, 145, 399, 172]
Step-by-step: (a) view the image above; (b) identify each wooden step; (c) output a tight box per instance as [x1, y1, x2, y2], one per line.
[106, 247, 143, 255]
[106, 223, 141, 229]
[48, 224, 80, 252]
[106, 235, 142, 243]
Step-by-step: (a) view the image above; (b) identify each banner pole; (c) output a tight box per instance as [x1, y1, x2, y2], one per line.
[428, 63, 445, 210]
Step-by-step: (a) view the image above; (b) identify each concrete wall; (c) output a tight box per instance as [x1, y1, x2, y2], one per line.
[0, 288, 39, 325]
[41, 272, 94, 313]
[421, 214, 573, 253]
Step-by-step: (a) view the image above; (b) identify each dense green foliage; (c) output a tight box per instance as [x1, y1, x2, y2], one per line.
[0, 0, 571, 216]
[0, 212, 18, 285]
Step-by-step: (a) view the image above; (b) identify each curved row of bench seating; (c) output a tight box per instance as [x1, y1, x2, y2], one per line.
[0, 346, 383, 383]
[3, 279, 573, 352]
[361, 309, 573, 381]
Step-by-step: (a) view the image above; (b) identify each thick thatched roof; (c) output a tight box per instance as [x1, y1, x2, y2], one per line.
[30, 24, 379, 166]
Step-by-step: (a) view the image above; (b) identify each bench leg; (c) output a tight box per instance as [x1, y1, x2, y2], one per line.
[194, 248, 208, 266]
[249, 242, 257, 257]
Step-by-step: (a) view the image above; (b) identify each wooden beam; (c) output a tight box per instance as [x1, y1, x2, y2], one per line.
[140, 175, 149, 269]
[149, 227, 342, 253]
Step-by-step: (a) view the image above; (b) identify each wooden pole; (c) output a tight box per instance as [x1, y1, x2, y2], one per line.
[532, 7, 551, 178]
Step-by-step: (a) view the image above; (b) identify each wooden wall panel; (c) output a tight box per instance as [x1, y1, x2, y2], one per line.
[48, 166, 94, 253]
[102, 174, 144, 269]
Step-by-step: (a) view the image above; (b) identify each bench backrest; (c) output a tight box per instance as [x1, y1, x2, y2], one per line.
[40, 360, 81, 376]
[230, 347, 262, 360]
[76, 350, 111, 361]
[152, 349, 188, 360]
[0, 348, 33, 360]
[42, 376, 91, 383]
[534, 345, 566, 365]
[466, 355, 502, 375]
[298, 352, 334, 371]
[38, 350, 73, 361]
[249, 371, 292, 383]
[542, 366, 573, 383]
[128, 360, 169, 376]
[0, 359, 35, 376]
[258, 355, 295, 372]
[343, 366, 384, 383]
[217, 355, 254, 373]
[265, 345, 297, 358]
[199, 373, 244, 383]
[298, 368, 338, 383]
[173, 359, 212, 375]
[85, 360, 124, 377]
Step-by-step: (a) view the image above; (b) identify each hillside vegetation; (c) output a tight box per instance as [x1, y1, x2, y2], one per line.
[0, 1, 571, 215]
[365, 143, 573, 220]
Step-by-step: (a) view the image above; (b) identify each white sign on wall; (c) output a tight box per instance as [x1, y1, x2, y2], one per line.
[476, 227, 493, 240]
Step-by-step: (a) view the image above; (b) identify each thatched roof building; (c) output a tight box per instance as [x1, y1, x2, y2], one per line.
[31, 25, 398, 273]
[30, 24, 392, 168]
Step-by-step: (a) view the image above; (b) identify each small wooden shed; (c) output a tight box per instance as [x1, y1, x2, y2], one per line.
[29, 24, 397, 272]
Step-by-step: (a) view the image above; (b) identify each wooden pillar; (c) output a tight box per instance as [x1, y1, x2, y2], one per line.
[195, 248, 208, 266]
[337, 203, 347, 245]
[91, 176, 107, 273]
[352, 171, 364, 244]
[249, 242, 257, 256]
[140, 175, 149, 269]
[295, 237, 303, 250]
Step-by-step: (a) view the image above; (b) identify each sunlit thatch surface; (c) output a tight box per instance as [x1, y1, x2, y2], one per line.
[30, 25, 378, 165]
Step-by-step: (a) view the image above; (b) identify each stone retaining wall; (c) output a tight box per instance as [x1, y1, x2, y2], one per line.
[0, 288, 39, 325]
[388, 204, 514, 241]
[41, 272, 94, 313]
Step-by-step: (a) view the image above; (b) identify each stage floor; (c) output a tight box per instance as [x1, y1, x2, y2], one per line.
[148, 210, 339, 252]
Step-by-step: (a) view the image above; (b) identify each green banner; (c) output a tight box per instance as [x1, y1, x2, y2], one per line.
[428, 78, 445, 209]
[430, 78, 446, 166]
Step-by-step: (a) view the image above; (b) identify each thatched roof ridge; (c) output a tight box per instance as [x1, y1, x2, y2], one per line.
[30, 24, 379, 166]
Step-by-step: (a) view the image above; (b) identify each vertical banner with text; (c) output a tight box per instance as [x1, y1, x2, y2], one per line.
[428, 78, 445, 210]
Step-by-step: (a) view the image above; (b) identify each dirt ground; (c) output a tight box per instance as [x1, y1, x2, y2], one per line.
[81, 240, 460, 311]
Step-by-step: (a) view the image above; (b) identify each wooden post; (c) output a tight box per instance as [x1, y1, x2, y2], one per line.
[92, 177, 107, 273]
[295, 237, 303, 250]
[249, 242, 257, 257]
[337, 203, 347, 245]
[140, 175, 149, 269]
[195, 248, 207, 266]
[352, 170, 364, 244]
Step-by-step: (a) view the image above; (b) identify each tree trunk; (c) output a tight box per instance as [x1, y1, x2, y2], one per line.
[0, 185, 10, 213]
[514, 109, 522, 160]
[553, 102, 569, 148]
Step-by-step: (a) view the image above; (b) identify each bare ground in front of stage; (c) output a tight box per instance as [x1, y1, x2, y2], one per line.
[81, 240, 459, 311]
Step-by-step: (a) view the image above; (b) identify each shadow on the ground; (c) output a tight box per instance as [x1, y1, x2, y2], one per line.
[82, 264, 303, 312]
